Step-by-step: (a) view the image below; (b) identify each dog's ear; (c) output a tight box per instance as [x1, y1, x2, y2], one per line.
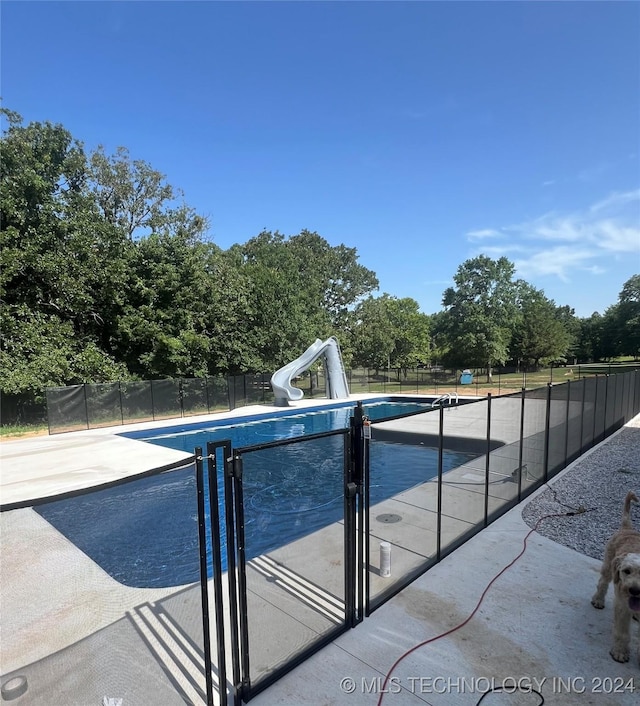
[612, 557, 622, 585]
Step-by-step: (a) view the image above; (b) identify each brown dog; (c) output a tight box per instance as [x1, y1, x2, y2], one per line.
[591, 491, 640, 664]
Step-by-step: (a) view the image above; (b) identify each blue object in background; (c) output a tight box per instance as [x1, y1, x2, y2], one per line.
[460, 369, 473, 384]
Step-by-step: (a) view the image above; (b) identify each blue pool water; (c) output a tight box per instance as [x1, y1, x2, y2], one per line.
[36, 399, 477, 588]
[118, 399, 434, 451]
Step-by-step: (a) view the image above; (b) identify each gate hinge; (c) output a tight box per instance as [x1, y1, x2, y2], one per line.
[227, 455, 243, 480]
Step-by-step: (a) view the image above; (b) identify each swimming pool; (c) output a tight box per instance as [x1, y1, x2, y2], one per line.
[36, 399, 477, 588]
[118, 398, 435, 451]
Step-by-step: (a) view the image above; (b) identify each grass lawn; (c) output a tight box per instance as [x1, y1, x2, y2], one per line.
[0, 422, 49, 440]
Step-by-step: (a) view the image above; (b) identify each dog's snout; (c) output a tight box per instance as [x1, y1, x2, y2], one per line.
[629, 587, 640, 597]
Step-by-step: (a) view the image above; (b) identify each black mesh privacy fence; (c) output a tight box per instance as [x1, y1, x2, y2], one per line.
[547, 382, 568, 478]
[594, 375, 608, 444]
[85, 383, 122, 428]
[46, 385, 88, 433]
[47, 377, 231, 434]
[565, 379, 584, 467]
[151, 379, 182, 420]
[42, 368, 640, 434]
[181, 377, 209, 417]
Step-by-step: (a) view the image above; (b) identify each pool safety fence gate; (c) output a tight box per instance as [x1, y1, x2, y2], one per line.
[2, 371, 639, 705]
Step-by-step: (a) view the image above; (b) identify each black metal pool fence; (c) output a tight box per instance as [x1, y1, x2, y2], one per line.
[43, 363, 640, 434]
[2, 370, 639, 705]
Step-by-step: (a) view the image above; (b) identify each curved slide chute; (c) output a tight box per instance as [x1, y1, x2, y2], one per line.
[271, 337, 350, 406]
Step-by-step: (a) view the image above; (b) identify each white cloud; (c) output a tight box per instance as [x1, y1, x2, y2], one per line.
[597, 221, 640, 252]
[584, 265, 606, 275]
[589, 188, 640, 214]
[467, 187, 640, 283]
[466, 228, 502, 241]
[528, 217, 586, 243]
[474, 244, 530, 257]
[513, 246, 598, 281]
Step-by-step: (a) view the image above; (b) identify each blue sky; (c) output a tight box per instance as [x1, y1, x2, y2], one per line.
[2, 0, 639, 318]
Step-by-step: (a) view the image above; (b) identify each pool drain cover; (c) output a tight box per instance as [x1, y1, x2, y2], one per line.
[376, 513, 402, 524]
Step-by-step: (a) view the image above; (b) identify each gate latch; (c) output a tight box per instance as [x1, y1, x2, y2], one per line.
[345, 482, 358, 498]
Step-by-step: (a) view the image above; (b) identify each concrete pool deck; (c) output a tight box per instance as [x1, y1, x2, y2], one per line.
[1, 397, 639, 705]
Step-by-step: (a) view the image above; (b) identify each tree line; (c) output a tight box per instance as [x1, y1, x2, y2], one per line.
[1, 109, 638, 410]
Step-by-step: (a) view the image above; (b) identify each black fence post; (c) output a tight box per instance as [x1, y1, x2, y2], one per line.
[195, 447, 216, 706]
[205, 442, 229, 706]
[517, 388, 525, 502]
[347, 402, 364, 627]
[484, 393, 492, 527]
[611, 373, 617, 434]
[45, 390, 52, 435]
[579, 377, 586, 454]
[83, 383, 90, 430]
[564, 379, 571, 470]
[592, 374, 599, 447]
[543, 383, 552, 483]
[221, 442, 241, 703]
[232, 450, 250, 698]
[150, 380, 156, 421]
[118, 381, 124, 425]
[436, 404, 444, 561]
[602, 375, 610, 442]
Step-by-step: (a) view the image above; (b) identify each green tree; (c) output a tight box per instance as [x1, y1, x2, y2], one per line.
[553, 304, 580, 363]
[615, 274, 640, 358]
[510, 286, 572, 369]
[287, 230, 379, 331]
[352, 295, 430, 375]
[351, 296, 396, 369]
[231, 231, 322, 370]
[440, 256, 519, 380]
[232, 230, 378, 370]
[114, 231, 221, 378]
[89, 145, 177, 240]
[0, 112, 128, 399]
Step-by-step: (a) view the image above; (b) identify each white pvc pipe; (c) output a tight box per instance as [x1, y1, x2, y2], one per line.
[380, 541, 391, 578]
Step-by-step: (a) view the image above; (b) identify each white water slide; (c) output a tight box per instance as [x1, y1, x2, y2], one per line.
[271, 337, 350, 406]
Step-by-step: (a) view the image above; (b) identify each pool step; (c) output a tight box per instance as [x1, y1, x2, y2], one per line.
[249, 554, 345, 624]
[129, 602, 226, 705]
